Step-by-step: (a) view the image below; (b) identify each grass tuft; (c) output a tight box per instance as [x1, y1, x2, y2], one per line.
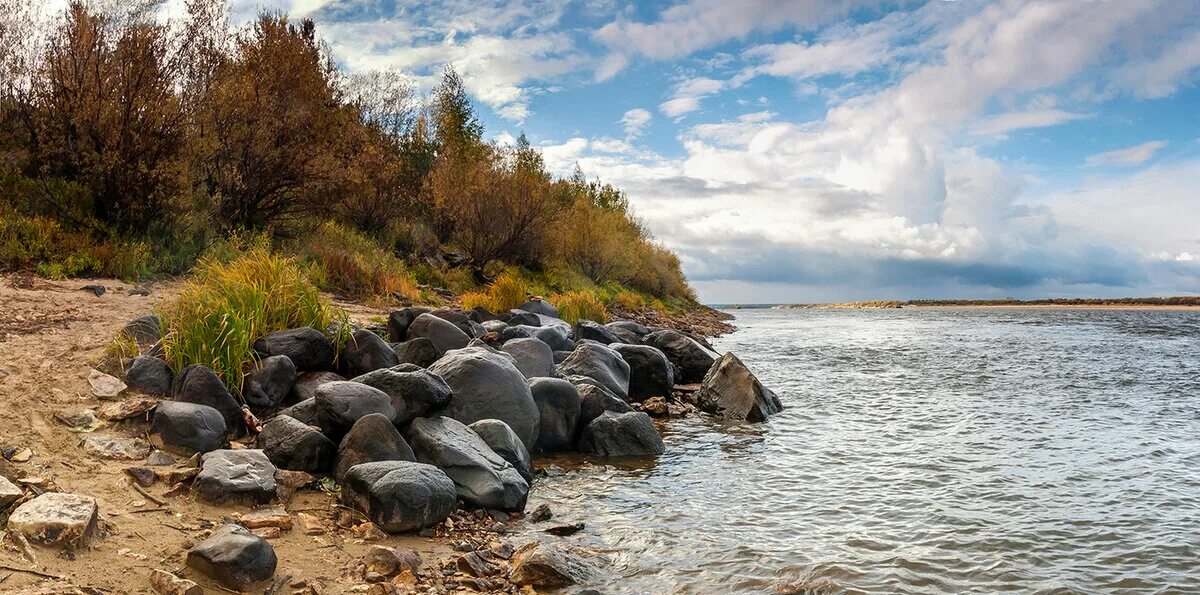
[551, 290, 609, 324]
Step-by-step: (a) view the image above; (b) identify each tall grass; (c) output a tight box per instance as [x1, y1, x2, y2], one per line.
[297, 221, 420, 304]
[159, 248, 348, 393]
[459, 270, 528, 313]
[551, 290, 609, 324]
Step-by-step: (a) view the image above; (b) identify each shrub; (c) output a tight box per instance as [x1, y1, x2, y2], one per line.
[297, 222, 419, 303]
[159, 248, 348, 393]
[458, 270, 530, 313]
[551, 290, 608, 324]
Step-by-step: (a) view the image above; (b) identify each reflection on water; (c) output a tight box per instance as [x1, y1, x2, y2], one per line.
[523, 307, 1200, 593]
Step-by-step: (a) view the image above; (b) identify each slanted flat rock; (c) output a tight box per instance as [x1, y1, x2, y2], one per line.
[89, 368, 126, 399]
[352, 366, 452, 423]
[193, 449, 277, 504]
[7, 492, 99, 547]
[339, 461, 456, 533]
[81, 434, 151, 460]
[509, 541, 600, 588]
[557, 343, 631, 401]
[407, 416, 528, 511]
[696, 352, 783, 422]
[574, 320, 621, 345]
[314, 381, 398, 438]
[0, 476, 23, 507]
[186, 523, 277, 590]
[428, 345, 540, 450]
[468, 419, 532, 482]
[406, 313, 470, 355]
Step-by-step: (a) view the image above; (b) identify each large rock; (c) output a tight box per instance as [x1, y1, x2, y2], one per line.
[607, 320, 650, 338]
[336, 413, 416, 482]
[186, 523, 277, 590]
[505, 310, 541, 327]
[171, 365, 243, 433]
[407, 313, 471, 355]
[528, 378, 581, 453]
[125, 355, 172, 396]
[339, 461, 455, 533]
[501, 338, 555, 379]
[429, 308, 485, 338]
[243, 355, 296, 412]
[696, 352, 783, 422]
[575, 320, 622, 345]
[517, 299, 558, 319]
[428, 345, 540, 450]
[340, 329, 399, 377]
[277, 398, 319, 426]
[391, 337, 440, 368]
[481, 320, 509, 335]
[387, 307, 431, 342]
[467, 419, 532, 482]
[578, 411, 664, 457]
[506, 325, 572, 352]
[314, 381, 398, 438]
[7, 492, 98, 547]
[152, 401, 227, 454]
[407, 417, 528, 511]
[576, 383, 633, 429]
[289, 371, 345, 403]
[557, 343, 631, 401]
[253, 327, 335, 371]
[643, 329, 719, 384]
[194, 450, 277, 504]
[257, 415, 335, 472]
[352, 366, 452, 423]
[510, 541, 599, 588]
[610, 344, 674, 402]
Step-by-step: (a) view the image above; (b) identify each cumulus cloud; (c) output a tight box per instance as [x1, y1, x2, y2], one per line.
[1084, 141, 1169, 167]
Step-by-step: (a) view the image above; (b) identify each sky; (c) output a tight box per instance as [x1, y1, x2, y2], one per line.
[138, 1, 1200, 302]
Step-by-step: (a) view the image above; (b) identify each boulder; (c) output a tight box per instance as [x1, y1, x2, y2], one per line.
[125, 355, 172, 396]
[528, 378, 581, 453]
[186, 523, 277, 590]
[152, 401, 227, 454]
[407, 313, 471, 355]
[407, 417, 528, 511]
[243, 355, 296, 412]
[605, 326, 642, 345]
[289, 371, 345, 403]
[7, 492, 98, 547]
[339, 461, 456, 533]
[193, 449, 277, 504]
[517, 299, 558, 319]
[501, 337, 555, 379]
[574, 320, 622, 345]
[552, 350, 572, 364]
[122, 314, 162, 347]
[510, 541, 599, 589]
[576, 383, 633, 429]
[352, 366, 453, 423]
[336, 413, 416, 482]
[171, 365, 243, 433]
[340, 329, 399, 377]
[314, 381, 398, 438]
[607, 320, 650, 338]
[507, 324, 573, 352]
[257, 415, 335, 472]
[481, 320, 509, 335]
[696, 352, 784, 422]
[253, 327, 335, 371]
[578, 411, 665, 457]
[391, 337, 440, 368]
[557, 343, 631, 401]
[429, 308, 486, 338]
[610, 344, 674, 402]
[277, 398, 319, 426]
[467, 419, 532, 482]
[428, 345, 540, 450]
[643, 329, 719, 384]
[505, 310, 542, 327]
[387, 307, 431, 342]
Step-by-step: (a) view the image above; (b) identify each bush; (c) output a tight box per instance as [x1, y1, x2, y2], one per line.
[159, 248, 348, 393]
[551, 290, 608, 324]
[458, 270, 529, 313]
[297, 222, 420, 303]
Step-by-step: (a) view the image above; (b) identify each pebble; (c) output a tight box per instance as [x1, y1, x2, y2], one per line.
[88, 368, 126, 399]
[125, 467, 157, 487]
[0, 476, 23, 507]
[149, 568, 202, 595]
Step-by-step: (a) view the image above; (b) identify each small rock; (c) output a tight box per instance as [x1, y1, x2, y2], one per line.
[81, 434, 151, 460]
[509, 541, 599, 588]
[125, 467, 157, 487]
[81, 284, 105, 296]
[0, 476, 23, 507]
[154, 466, 200, 485]
[88, 368, 126, 399]
[193, 450, 277, 505]
[456, 551, 499, 577]
[54, 409, 104, 432]
[529, 503, 552, 523]
[544, 522, 585, 536]
[364, 545, 423, 576]
[490, 542, 515, 560]
[125, 356, 173, 396]
[7, 492, 99, 547]
[147, 451, 175, 466]
[364, 571, 386, 583]
[6, 446, 32, 463]
[274, 469, 315, 501]
[238, 506, 291, 530]
[149, 568, 202, 595]
[186, 523, 277, 590]
[251, 526, 282, 539]
[296, 512, 326, 536]
[635, 396, 670, 417]
[97, 397, 159, 421]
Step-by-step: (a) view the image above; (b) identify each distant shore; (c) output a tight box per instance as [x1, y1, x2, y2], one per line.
[713, 297, 1200, 311]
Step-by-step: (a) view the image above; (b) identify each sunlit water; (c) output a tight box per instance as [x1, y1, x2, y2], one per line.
[523, 307, 1200, 594]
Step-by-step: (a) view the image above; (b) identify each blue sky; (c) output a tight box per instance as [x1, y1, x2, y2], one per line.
[175, 1, 1200, 302]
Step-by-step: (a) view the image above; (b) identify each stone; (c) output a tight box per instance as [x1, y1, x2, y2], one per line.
[481, 320, 509, 335]
[363, 546, 422, 576]
[501, 338, 555, 379]
[253, 327, 335, 371]
[55, 408, 103, 432]
[125, 356, 173, 396]
[636, 396, 670, 417]
[557, 343, 631, 401]
[607, 320, 650, 337]
[339, 461, 456, 533]
[529, 503, 552, 523]
[277, 398, 319, 426]
[149, 568, 202, 595]
[505, 310, 541, 327]
[575, 382, 633, 429]
[406, 416, 528, 511]
[289, 371, 345, 404]
[7, 492, 98, 547]
[297, 512, 326, 535]
[122, 314, 162, 346]
[457, 551, 499, 577]
[406, 313, 471, 355]
[517, 298, 558, 319]
[89, 368, 126, 399]
[126, 466, 156, 487]
[696, 352, 783, 421]
[428, 308, 486, 338]
[97, 397, 159, 421]
[386, 307, 431, 342]
[428, 345, 540, 450]
[238, 506, 292, 530]
[509, 541, 599, 589]
[643, 329, 719, 384]
[574, 320, 622, 345]
[152, 401, 227, 454]
[314, 381, 398, 438]
[340, 329, 399, 377]
[0, 476, 23, 507]
[610, 344, 674, 402]
[81, 434, 151, 460]
[243, 355, 297, 412]
[544, 522, 585, 536]
[336, 413, 416, 482]
[352, 366, 453, 424]
[578, 411, 665, 457]
[553, 350, 572, 364]
[391, 337, 440, 368]
[468, 419, 533, 482]
[257, 415, 335, 472]
[186, 523, 277, 590]
[193, 449, 277, 504]
[147, 451, 175, 466]
[171, 364, 243, 433]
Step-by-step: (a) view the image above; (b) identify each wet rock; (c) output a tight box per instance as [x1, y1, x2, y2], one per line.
[149, 568, 202, 595]
[643, 329, 719, 384]
[544, 522, 585, 536]
[610, 344, 674, 402]
[352, 366, 453, 423]
[575, 320, 622, 345]
[339, 461, 456, 533]
[193, 449, 277, 504]
[387, 306, 432, 342]
[277, 397, 319, 426]
[576, 382, 633, 429]
[186, 523, 277, 590]
[557, 343, 631, 401]
[7, 492, 98, 547]
[391, 337, 440, 368]
[125, 356, 173, 396]
[501, 337, 555, 379]
[529, 503, 552, 523]
[336, 413, 416, 482]
[257, 415, 335, 472]
[152, 401, 227, 454]
[97, 397, 159, 421]
[636, 395, 670, 417]
[243, 355, 297, 412]
[89, 368, 126, 399]
[289, 371, 345, 404]
[468, 419, 533, 482]
[122, 314, 162, 346]
[171, 364, 243, 433]
[363, 545, 422, 576]
[696, 352, 783, 422]
[509, 541, 599, 589]
[428, 345, 540, 450]
[406, 313, 470, 355]
[517, 298, 558, 319]
[253, 327, 335, 372]
[314, 381, 398, 438]
[81, 434, 151, 460]
[407, 416, 529, 511]
[578, 411, 664, 457]
[340, 329, 399, 377]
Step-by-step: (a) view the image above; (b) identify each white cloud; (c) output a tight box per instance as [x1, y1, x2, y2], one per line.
[1084, 141, 1168, 167]
[1110, 29, 1200, 98]
[970, 108, 1091, 136]
[619, 108, 652, 139]
[659, 96, 703, 117]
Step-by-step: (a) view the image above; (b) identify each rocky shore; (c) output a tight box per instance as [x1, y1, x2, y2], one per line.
[0, 277, 780, 594]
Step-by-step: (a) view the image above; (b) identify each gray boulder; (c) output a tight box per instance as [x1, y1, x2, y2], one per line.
[430, 308, 486, 338]
[257, 414, 335, 472]
[391, 337, 440, 368]
[481, 320, 509, 335]
[529, 378, 581, 453]
[289, 370, 345, 403]
[336, 413, 416, 482]
[407, 417, 529, 511]
[277, 398, 319, 426]
[387, 306, 431, 342]
[243, 355, 296, 412]
[428, 345, 540, 450]
[171, 364, 243, 434]
[574, 320, 621, 345]
[501, 337, 555, 379]
[696, 352, 783, 422]
[552, 350, 573, 364]
[125, 355, 172, 396]
[509, 324, 573, 352]
[607, 320, 650, 338]
[187, 523, 277, 590]
[340, 329, 399, 377]
[352, 366, 452, 423]
[339, 461, 456, 533]
[576, 383, 633, 429]
[643, 329, 719, 384]
[314, 381, 398, 438]
[468, 419, 532, 482]
[193, 450, 276, 504]
[407, 313, 471, 355]
[517, 299, 558, 319]
[610, 344, 674, 402]
[505, 310, 542, 327]
[253, 327, 334, 371]
[557, 343, 631, 401]
[152, 401, 227, 454]
[578, 411, 665, 457]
